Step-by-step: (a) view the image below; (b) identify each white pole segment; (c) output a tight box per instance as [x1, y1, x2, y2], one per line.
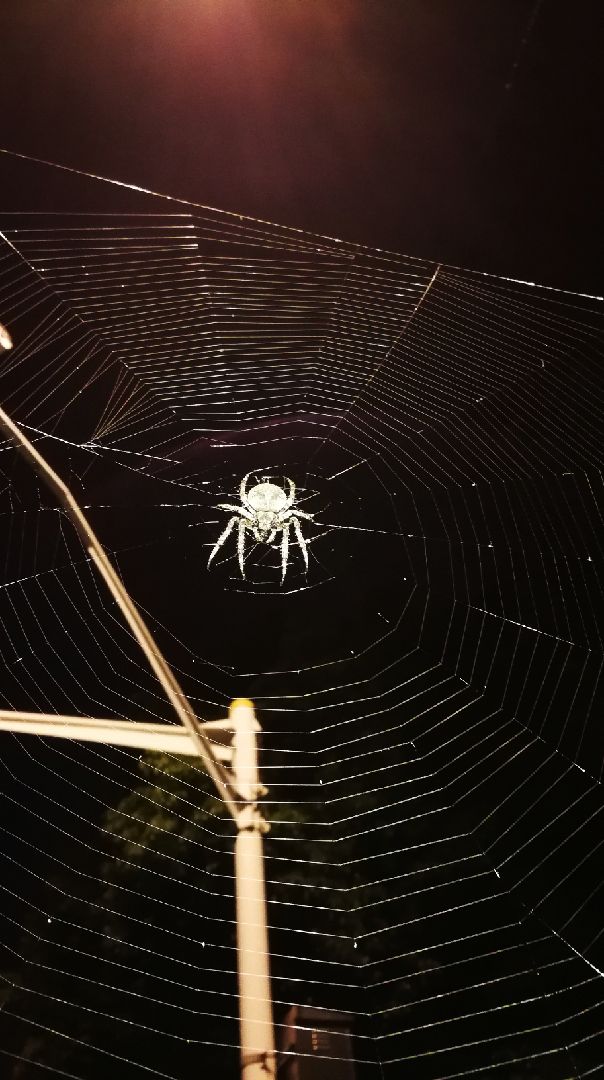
[232, 699, 276, 1080]
[0, 711, 235, 762]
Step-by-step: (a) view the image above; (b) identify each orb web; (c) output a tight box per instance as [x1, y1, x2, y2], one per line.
[0, 170, 602, 1078]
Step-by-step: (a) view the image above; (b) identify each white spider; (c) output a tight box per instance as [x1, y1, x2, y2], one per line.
[208, 472, 312, 581]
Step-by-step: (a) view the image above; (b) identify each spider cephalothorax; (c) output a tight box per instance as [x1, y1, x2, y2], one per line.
[208, 472, 312, 581]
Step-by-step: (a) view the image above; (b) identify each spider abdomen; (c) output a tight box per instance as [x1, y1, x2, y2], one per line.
[247, 482, 289, 513]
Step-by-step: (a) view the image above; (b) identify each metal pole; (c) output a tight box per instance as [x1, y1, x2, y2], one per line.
[0, 327, 277, 1079]
[232, 699, 276, 1080]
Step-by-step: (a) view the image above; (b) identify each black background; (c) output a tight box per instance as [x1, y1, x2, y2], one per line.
[0, 0, 602, 293]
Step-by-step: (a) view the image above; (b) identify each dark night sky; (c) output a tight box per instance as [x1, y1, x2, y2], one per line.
[0, 0, 602, 293]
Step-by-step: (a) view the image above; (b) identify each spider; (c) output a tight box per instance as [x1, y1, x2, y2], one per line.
[208, 472, 312, 581]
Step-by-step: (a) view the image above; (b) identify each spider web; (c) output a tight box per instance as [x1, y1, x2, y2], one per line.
[0, 157, 603, 1078]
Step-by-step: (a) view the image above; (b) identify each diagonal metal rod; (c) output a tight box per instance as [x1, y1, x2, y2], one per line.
[0, 334, 240, 817]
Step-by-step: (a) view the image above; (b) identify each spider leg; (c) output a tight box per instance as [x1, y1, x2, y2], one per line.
[217, 503, 254, 519]
[283, 476, 295, 512]
[292, 508, 313, 521]
[291, 516, 309, 571]
[208, 516, 238, 568]
[281, 522, 290, 582]
[240, 472, 255, 513]
[237, 518, 248, 578]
